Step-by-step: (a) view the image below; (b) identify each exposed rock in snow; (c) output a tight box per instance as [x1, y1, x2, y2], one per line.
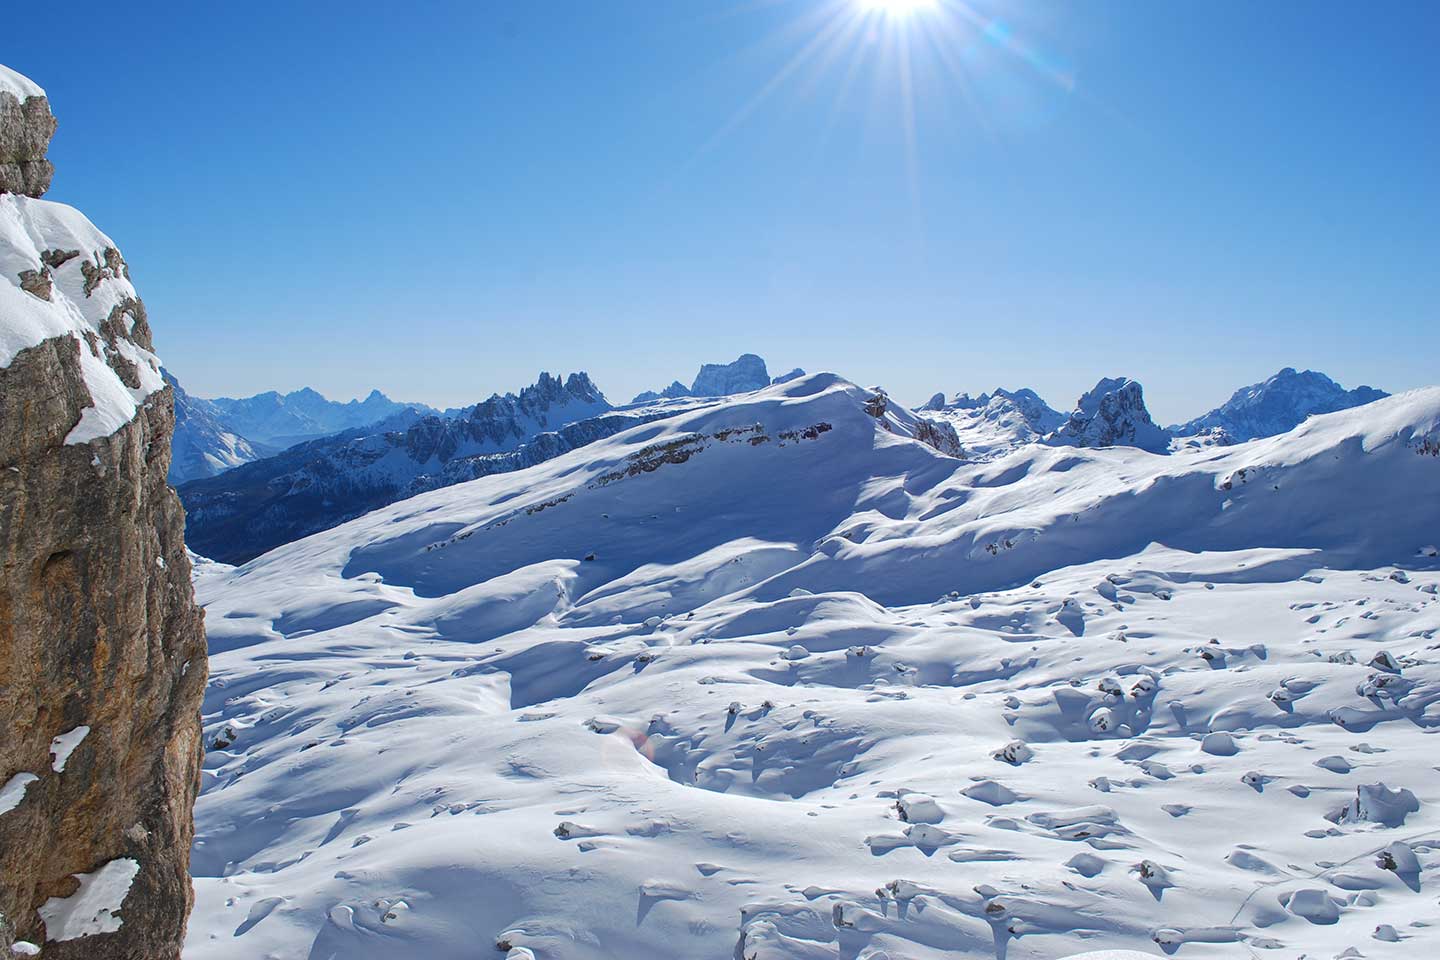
[0, 65, 55, 198]
[920, 387, 1063, 459]
[1172, 367, 1388, 442]
[1049, 377, 1169, 452]
[1331, 782, 1420, 827]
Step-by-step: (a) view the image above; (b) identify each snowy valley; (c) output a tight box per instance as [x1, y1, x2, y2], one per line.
[186, 372, 1440, 960]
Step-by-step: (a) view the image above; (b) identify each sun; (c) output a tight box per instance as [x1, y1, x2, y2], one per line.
[856, 0, 939, 17]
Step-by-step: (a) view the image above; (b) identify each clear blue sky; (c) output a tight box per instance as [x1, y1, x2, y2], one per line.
[10, 0, 1438, 422]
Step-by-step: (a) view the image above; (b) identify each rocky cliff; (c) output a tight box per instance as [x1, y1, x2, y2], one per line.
[0, 64, 206, 958]
[1049, 376, 1170, 453]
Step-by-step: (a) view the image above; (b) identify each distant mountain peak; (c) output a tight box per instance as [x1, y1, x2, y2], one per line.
[1050, 377, 1169, 453]
[1172, 367, 1389, 442]
[632, 354, 793, 404]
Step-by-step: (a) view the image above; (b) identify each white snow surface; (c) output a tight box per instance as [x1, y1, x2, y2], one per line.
[0, 772, 39, 816]
[37, 857, 140, 941]
[0, 64, 45, 100]
[0, 195, 163, 444]
[187, 374, 1440, 959]
[49, 725, 89, 772]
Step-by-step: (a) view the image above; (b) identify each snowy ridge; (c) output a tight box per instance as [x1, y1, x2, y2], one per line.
[179, 371, 618, 563]
[188, 375, 1440, 959]
[921, 387, 1065, 460]
[0, 195, 163, 444]
[0, 64, 45, 100]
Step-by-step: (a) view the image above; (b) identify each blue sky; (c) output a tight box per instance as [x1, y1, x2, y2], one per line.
[10, 0, 1438, 422]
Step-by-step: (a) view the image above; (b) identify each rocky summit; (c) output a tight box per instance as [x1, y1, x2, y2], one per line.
[0, 64, 206, 958]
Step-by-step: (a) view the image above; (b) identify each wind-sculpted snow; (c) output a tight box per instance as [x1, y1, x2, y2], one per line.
[187, 375, 1440, 959]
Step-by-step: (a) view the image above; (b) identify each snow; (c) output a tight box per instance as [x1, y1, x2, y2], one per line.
[185, 374, 1440, 959]
[0, 195, 163, 445]
[0, 772, 39, 816]
[36, 857, 140, 941]
[0, 64, 44, 101]
[49, 725, 89, 772]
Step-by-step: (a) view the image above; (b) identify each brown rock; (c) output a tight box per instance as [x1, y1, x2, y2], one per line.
[0, 65, 207, 960]
[0, 89, 57, 198]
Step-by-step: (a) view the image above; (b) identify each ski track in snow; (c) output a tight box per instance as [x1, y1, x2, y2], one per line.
[184, 374, 1440, 959]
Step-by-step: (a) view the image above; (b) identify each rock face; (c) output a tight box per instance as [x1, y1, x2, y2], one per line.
[180, 371, 620, 564]
[1171, 367, 1389, 443]
[632, 354, 788, 403]
[691, 353, 770, 396]
[1050, 377, 1169, 453]
[0, 64, 206, 958]
[0, 67, 56, 199]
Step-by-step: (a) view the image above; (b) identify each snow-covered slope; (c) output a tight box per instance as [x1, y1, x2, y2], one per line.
[179, 372, 616, 563]
[187, 375, 1440, 960]
[1172, 367, 1389, 444]
[921, 387, 1065, 460]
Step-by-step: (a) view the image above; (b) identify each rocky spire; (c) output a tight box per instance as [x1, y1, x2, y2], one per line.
[1, 64, 206, 958]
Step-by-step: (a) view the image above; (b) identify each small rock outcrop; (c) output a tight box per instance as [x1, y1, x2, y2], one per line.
[0, 67, 56, 199]
[1, 64, 207, 958]
[1050, 377, 1169, 453]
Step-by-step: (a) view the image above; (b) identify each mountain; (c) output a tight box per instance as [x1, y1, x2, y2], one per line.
[164, 369, 267, 484]
[205, 383, 436, 449]
[187, 372, 1440, 959]
[631, 380, 691, 404]
[179, 372, 618, 564]
[1171, 366, 1389, 443]
[632, 354, 801, 403]
[1, 63, 204, 959]
[691, 352, 771, 396]
[1050, 376, 1169, 453]
[922, 387, 1065, 459]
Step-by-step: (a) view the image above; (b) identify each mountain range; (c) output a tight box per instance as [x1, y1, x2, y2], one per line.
[165, 373, 436, 483]
[174, 362, 1396, 565]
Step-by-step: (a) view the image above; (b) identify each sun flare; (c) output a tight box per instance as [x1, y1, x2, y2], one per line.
[856, 0, 939, 17]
